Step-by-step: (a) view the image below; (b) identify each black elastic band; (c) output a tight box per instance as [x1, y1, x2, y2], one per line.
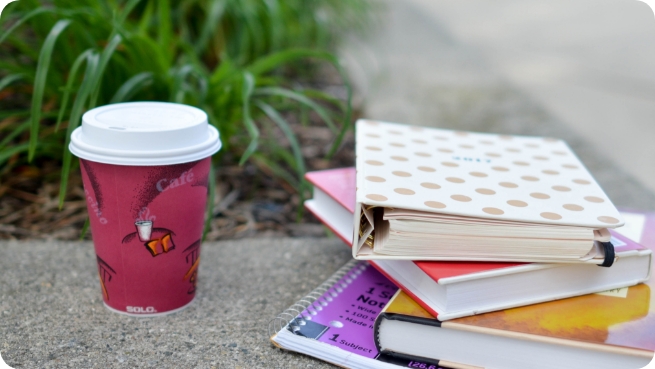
[598, 241, 615, 267]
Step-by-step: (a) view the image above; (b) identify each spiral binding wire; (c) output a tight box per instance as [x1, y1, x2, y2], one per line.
[268, 259, 363, 339]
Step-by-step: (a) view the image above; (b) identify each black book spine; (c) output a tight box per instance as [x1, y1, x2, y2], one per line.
[374, 312, 443, 368]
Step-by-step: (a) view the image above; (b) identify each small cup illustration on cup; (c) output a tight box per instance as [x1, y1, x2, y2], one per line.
[135, 220, 153, 242]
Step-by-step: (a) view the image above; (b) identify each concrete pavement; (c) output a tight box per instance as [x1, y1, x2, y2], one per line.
[0, 238, 351, 369]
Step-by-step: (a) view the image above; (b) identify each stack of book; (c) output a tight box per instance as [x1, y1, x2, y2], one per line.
[269, 120, 655, 369]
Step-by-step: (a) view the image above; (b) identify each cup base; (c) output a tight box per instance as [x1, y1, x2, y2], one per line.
[102, 297, 196, 317]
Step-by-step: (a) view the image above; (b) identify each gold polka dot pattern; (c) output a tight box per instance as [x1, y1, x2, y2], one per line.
[446, 177, 465, 184]
[598, 216, 620, 224]
[421, 182, 441, 189]
[563, 204, 584, 211]
[356, 120, 623, 227]
[366, 194, 387, 202]
[395, 188, 415, 195]
[541, 212, 562, 220]
[366, 176, 386, 182]
[451, 195, 472, 202]
[483, 207, 504, 215]
[425, 201, 446, 209]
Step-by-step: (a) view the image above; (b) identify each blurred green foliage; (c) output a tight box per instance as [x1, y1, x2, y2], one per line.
[0, 0, 372, 218]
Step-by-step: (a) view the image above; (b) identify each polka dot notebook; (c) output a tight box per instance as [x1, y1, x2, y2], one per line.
[353, 120, 624, 264]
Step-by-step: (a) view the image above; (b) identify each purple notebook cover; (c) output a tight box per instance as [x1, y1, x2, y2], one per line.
[288, 261, 445, 368]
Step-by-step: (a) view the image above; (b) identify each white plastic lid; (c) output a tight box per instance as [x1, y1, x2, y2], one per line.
[69, 102, 221, 166]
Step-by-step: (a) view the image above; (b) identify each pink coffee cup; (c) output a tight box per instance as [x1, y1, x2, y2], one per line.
[70, 102, 221, 316]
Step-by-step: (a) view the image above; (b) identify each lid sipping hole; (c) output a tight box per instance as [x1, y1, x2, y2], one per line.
[109, 126, 126, 130]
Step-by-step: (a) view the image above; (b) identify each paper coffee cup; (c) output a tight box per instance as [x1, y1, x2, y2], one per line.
[70, 102, 221, 316]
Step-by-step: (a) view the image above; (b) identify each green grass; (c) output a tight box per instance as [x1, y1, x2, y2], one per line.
[0, 0, 372, 233]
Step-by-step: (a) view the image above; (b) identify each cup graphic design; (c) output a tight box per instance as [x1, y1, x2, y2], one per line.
[70, 102, 221, 316]
[135, 220, 153, 242]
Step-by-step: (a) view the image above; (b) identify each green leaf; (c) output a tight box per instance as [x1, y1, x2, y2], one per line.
[203, 163, 216, 241]
[115, 0, 143, 27]
[59, 51, 100, 209]
[0, 143, 30, 166]
[157, 0, 172, 51]
[169, 64, 195, 103]
[239, 72, 259, 165]
[0, 120, 29, 149]
[0, 74, 23, 93]
[56, 49, 94, 132]
[194, 0, 226, 55]
[0, 7, 53, 45]
[110, 71, 153, 103]
[255, 86, 337, 133]
[89, 33, 123, 107]
[79, 217, 90, 240]
[137, 0, 154, 34]
[250, 153, 299, 189]
[247, 48, 335, 76]
[28, 19, 72, 162]
[255, 100, 306, 182]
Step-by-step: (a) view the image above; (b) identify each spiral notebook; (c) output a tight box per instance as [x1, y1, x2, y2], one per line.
[269, 260, 455, 369]
[354, 120, 624, 265]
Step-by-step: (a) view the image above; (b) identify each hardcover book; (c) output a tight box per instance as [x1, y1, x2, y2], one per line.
[353, 120, 623, 264]
[306, 167, 651, 320]
[372, 210, 655, 369]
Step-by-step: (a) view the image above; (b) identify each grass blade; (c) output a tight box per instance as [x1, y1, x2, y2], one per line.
[110, 71, 153, 103]
[56, 49, 94, 132]
[0, 74, 23, 93]
[254, 100, 306, 181]
[115, 0, 143, 27]
[59, 52, 100, 209]
[89, 34, 123, 107]
[28, 19, 72, 162]
[239, 72, 259, 165]
[194, 0, 226, 55]
[0, 120, 29, 149]
[157, 0, 172, 51]
[247, 48, 334, 76]
[79, 217, 90, 240]
[0, 143, 30, 166]
[251, 153, 299, 190]
[203, 163, 216, 241]
[249, 48, 354, 157]
[0, 7, 53, 45]
[255, 86, 337, 133]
